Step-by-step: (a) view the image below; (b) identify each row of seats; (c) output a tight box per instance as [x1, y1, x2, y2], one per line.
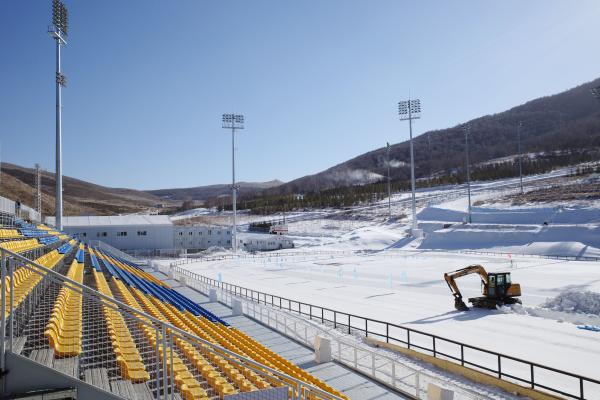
[111, 276, 212, 400]
[102, 255, 226, 325]
[20, 229, 51, 238]
[90, 253, 150, 383]
[0, 229, 22, 239]
[45, 259, 84, 357]
[100, 252, 167, 288]
[39, 236, 60, 246]
[95, 251, 275, 399]
[140, 291, 266, 396]
[0, 238, 41, 253]
[106, 251, 347, 400]
[4, 249, 66, 316]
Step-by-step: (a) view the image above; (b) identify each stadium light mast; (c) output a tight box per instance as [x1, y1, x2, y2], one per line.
[386, 142, 391, 220]
[398, 98, 421, 233]
[222, 113, 244, 252]
[517, 121, 523, 194]
[463, 123, 472, 224]
[48, 0, 68, 230]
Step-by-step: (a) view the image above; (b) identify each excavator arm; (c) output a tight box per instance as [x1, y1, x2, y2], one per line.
[444, 265, 489, 311]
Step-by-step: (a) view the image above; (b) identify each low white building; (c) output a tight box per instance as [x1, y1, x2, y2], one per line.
[46, 214, 294, 253]
[173, 225, 232, 250]
[46, 215, 175, 250]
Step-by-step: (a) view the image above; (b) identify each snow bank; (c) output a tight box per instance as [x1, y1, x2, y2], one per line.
[542, 291, 600, 315]
[418, 205, 600, 224]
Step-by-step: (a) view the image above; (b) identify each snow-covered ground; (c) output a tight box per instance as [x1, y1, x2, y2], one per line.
[162, 168, 600, 397]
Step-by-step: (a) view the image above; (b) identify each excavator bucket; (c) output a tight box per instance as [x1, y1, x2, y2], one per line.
[454, 298, 469, 311]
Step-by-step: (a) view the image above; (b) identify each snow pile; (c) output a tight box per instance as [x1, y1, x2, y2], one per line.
[542, 291, 600, 315]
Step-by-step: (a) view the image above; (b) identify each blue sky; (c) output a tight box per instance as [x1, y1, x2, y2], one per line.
[2, 1, 599, 190]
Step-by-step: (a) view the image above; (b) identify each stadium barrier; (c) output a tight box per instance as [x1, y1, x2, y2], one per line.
[168, 264, 600, 400]
[174, 270, 493, 400]
[0, 247, 345, 400]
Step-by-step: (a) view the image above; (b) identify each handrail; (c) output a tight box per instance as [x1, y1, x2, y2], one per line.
[170, 263, 600, 400]
[0, 247, 344, 400]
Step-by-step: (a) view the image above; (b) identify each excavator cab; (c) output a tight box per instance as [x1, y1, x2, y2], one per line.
[444, 265, 521, 310]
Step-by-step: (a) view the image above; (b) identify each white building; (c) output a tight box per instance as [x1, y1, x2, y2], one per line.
[46, 215, 175, 250]
[173, 225, 232, 250]
[46, 214, 294, 253]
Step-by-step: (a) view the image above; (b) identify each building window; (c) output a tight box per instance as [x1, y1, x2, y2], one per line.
[189, 232, 193, 236]
[96, 232, 107, 237]
[208, 230, 212, 235]
[179, 232, 183, 236]
[82, 232, 87, 237]
[117, 231, 127, 237]
[226, 231, 230, 235]
[137, 231, 147, 236]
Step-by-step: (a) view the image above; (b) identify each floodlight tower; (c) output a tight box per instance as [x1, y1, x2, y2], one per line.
[48, 0, 68, 230]
[386, 142, 391, 219]
[222, 114, 244, 252]
[463, 123, 472, 224]
[398, 98, 421, 232]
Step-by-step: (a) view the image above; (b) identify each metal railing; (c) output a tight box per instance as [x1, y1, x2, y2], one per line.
[169, 264, 600, 400]
[178, 273, 496, 400]
[89, 240, 147, 265]
[0, 247, 344, 400]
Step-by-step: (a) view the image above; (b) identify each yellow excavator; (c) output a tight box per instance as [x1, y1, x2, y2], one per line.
[444, 265, 522, 311]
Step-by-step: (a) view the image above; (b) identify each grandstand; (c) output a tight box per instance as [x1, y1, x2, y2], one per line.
[0, 211, 404, 399]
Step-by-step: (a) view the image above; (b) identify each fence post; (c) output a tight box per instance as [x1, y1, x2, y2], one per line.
[415, 370, 420, 398]
[497, 355, 501, 379]
[371, 354, 375, 376]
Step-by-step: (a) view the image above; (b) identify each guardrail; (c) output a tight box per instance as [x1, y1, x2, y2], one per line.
[177, 271, 493, 400]
[169, 264, 600, 400]
[0, 247, 344, 400]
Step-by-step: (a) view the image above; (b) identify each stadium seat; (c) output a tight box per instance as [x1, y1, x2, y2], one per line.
[45, 259, 83, 357]
[0, 238, 42, 253]
[91, 267, 150, 383]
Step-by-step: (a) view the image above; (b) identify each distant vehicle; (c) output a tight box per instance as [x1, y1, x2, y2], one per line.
[444, 265, 522, 311]
[248, 220, 288, 235]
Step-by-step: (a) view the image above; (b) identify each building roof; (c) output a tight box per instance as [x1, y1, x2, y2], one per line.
[45, 214, 173, 227]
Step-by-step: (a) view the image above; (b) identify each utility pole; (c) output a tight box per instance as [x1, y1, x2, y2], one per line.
[463, 124, 472, 224]
[35, 164, 42, 217]
[222, 113, 244, 252]
[386, 142, 391, 220]
[48, 0, 68, 230]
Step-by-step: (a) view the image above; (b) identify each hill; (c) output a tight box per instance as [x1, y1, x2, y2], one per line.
[147, 180, 283, 202]
[0, 163, 171, 216]
[266, 78, 600, 195]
